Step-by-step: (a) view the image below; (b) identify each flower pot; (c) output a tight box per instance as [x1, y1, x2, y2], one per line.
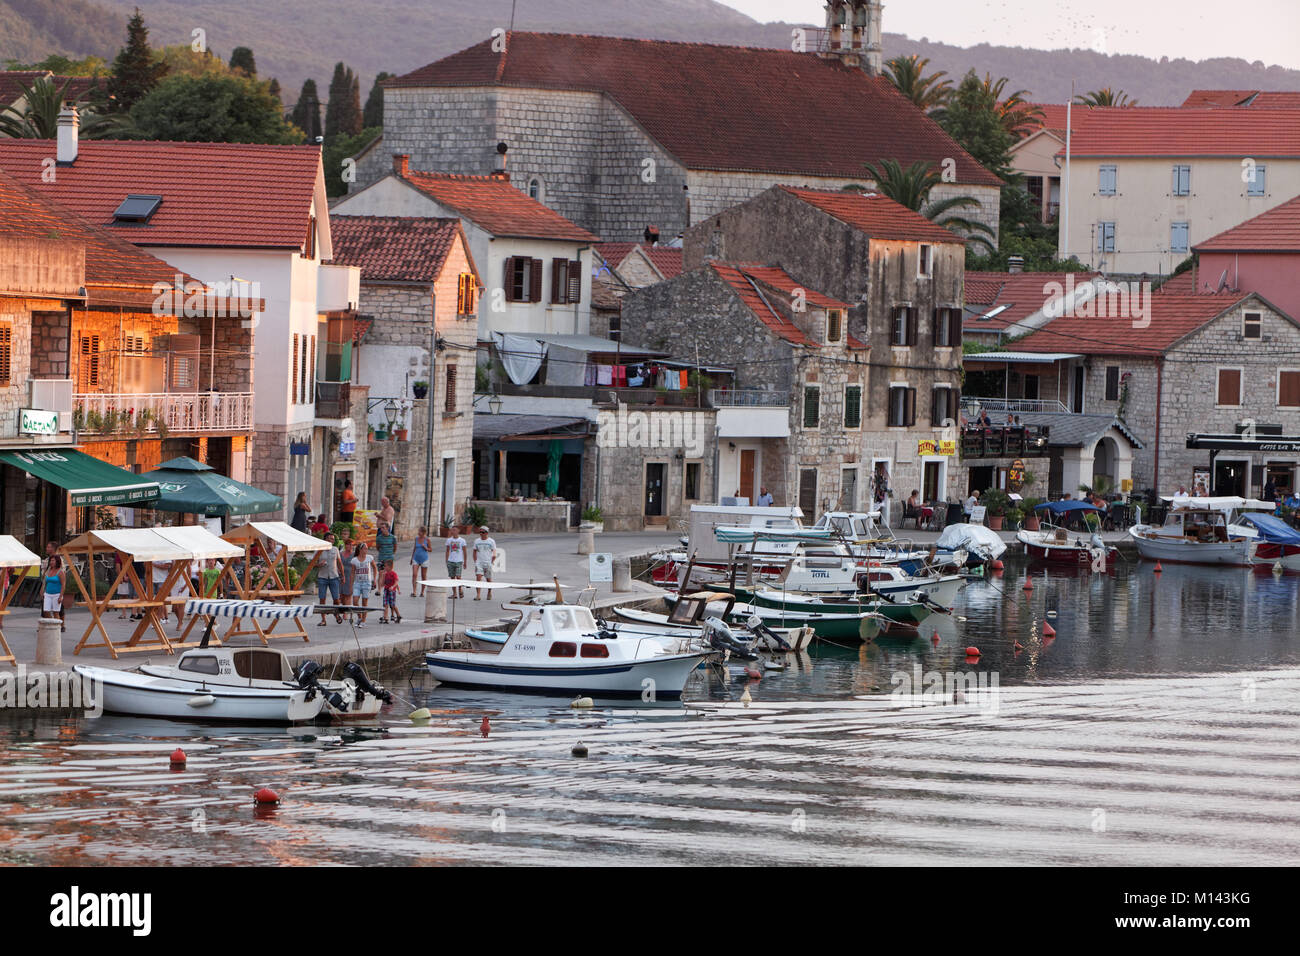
[1024, 516, 1040, 531]
[395, 428, 409, 441]
[988, 515, 1004, 530]
[374, 429, 388, 441]
[412, 385, 428, 399]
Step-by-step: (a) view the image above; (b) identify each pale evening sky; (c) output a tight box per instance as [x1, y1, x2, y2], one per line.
[715, 0, 1300, 71]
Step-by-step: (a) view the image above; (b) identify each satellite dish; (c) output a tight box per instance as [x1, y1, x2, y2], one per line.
[1216, 269, 1228, 293]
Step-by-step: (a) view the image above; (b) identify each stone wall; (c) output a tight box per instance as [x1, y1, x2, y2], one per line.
[593, 405, 716, 530]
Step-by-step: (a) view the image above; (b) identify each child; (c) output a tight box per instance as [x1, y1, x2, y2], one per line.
[380, 559, 401, 624]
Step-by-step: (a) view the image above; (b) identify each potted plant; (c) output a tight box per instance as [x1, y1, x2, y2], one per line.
[1021, 497, 1044, 531]
[374, 424, 388, 441]
[581, 504, 604, 533]
[394, 420, 409, 441]
[983, 487, 1011, 531]
[412, 380, 429, 399]
[463, 504, 488, 528]
[1004, 505, 1024, 531]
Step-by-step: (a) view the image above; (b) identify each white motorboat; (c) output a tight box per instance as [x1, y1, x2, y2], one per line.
[611, 605, 816, 653]
[1129, 498, 1261, 566]
[425, 601, 709, 700]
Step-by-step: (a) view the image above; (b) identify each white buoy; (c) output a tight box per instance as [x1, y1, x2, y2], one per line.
[408, 707, 431, 722]
[570, 696, 595, 709]
[1273, 560, 1284, 575]
[187, 695, 216, 708]
[740, 686, 752, 707]
[1046, 610, 1057, 618]
[763, 659, 785, 671]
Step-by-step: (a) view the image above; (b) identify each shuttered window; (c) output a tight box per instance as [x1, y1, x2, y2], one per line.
[930, 386, 953, 427]
[1105, 366, 1120, 401]
[844, 384, 861, 429]
[1279, 371, 1300, 408]
[505, 257, 542, 302]
[889, 386, 916, 427]
[1171, 221, 1190, 254]
[891, 307, 917, 346]
[445, 362, 458, 414]
[550, 259, 582, 304]
[1247, 164, 1267, 196]
[0, 324, 10, 386]
[291, 334, 299, 405]
[1097, 221, 1116, 252]
[932, 307, 962, 347]
[308, 334, 316, 403]
[1172, 165, 1191, 196]
[79, 335, 100, 389]
[1216, 368, 1241, 407]
[798, 469, 817, 518]
[457, 273, 476, 315]
[1099, 165, 1117, 195]
[1243, 311, 1262, 339]
[826, 309, 842, 344]
[803, 385, 820, 428]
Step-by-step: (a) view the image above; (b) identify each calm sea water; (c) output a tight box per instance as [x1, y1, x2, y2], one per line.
[3, 558, 1299, 866]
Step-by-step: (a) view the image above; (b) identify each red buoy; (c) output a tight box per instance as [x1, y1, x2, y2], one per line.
[1023, 577, 1034, 591]
[744, 665, 762, 680]
[169, 747, 186, 768]
[480, 715, 490, 737]
[1013, 640, 1024, 652]
[253, 787, 280, 805]
[1154, 561, 1163, 573]
[964, 646, 980, 658]
[930, 630, 940, 645]
[991, 559, 1004, 571]
[1043, 621, 1056, 637]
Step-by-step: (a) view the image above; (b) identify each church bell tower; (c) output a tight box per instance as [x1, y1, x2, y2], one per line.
[821, 0, 884, 74]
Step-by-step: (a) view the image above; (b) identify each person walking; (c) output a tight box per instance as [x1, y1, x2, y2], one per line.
[315, 533, 345, 626]
[380, 560, 402, 624]
[379, 495, 396, 530]
[410, 525, 432, 596]
[445, 525, 468, 599]
[42, 555, 66, 625]
[290, 492, 311, 533]
[349, 543, 377, 627]
[375, 521, 397, 570]
[472, 527, 498, 600]
[43, 542, 66, 631]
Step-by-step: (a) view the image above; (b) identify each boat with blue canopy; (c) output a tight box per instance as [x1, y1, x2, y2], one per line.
[1237, 512, 1300, 570]
[1017, 500, 1118, 567]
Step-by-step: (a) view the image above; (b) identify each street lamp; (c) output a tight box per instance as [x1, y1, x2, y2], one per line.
[489, 394, 503, 415]
[383, 399, 398, 427]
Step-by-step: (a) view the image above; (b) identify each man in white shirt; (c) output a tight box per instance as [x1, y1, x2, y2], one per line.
[757, 487, 774, 507]
[964, 489, 980, 517]
[444, 526, 468, 599]
[472, 527, 498, 600]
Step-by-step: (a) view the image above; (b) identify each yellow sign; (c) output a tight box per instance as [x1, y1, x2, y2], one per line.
[1009, 459, 1025, 484]
[918, 439, 956, 456]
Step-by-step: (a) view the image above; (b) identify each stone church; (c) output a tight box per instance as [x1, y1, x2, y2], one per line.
[352, 1, 1001, 244]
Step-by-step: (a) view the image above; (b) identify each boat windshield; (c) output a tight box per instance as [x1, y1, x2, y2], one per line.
[547, 606, 597, 633]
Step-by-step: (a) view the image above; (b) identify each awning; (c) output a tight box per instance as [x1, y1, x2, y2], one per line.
[62, 529, 193, 563]
[0, 535, 41, 569]
[223, 521, 329, 553]
[0, 449, 160, 507]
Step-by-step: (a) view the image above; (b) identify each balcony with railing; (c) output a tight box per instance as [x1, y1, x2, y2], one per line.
[960, 424, 1050, 459]
[74, 392, 253, 435]
[709, 388, 790, 407]
[963, 397, 1071, 416]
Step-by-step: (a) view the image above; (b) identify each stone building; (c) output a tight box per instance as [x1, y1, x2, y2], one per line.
[1006, 290, 1300, 496]
[328, 215, 482, 535]
[360, 24, 1001, 244]
[680, 185, 968, 507]
[621, 261, 869, 517]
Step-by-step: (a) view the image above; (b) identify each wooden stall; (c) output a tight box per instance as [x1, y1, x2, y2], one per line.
[0, 536, 42, 666]
[220, 521, 329, 644]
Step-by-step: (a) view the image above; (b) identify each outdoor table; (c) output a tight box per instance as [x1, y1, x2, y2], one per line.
[221, 521, 329, 644]
[0, 535, 41, 666]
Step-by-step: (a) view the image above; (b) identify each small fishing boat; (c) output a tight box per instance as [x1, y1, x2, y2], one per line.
[424, 583, 709, 699]
[610, 592, 816, 653]
[1237, 512, 1300, 570]
[728, 585, 933, 627]
[1129, 497, 1264, 566]
[932, 522, 1006, 568]
[1017, 500, 1118, 567]
[662, 590, 890, 640]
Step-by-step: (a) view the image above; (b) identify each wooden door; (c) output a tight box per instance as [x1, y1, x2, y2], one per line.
[739, 450, 756, 502]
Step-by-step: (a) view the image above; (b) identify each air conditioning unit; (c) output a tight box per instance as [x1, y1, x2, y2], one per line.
[58, 411, 73, 432]
[28, 379, 74, 413]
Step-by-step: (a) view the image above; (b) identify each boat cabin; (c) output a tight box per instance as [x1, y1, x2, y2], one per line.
[812, 512, 883, 540]
[1157, 508, 1235, 542]
[505, 604, 613, 658]
[174, 647, 294, 682]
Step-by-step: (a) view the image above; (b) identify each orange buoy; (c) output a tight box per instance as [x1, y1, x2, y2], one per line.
[1154, 561, 1163, 573]
[169, 748, 186, 768]
[1013, 640, 1024, 652]
[964, 646, 980, 657]
[480, 715, 490, 737]
[744, 665, 762, 680]
[991, 559, 1004, 571]
[930, 630, 941, 645]
[1023, 577, 1034, 591]
[253, 787, 280, 805]
[1042, 621, 1056, 637]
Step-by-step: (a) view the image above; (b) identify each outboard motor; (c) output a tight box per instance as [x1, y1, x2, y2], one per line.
[342, 661, 393, 704]
[701, 616, 758, 661]
[294, 659, 347, 712]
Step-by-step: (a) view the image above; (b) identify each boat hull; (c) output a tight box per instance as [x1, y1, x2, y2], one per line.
[1129, 528, 1256, 566]
[423, 650, 707, 699]
[1019, 532, 1119, 567]
[735, 588, 931, 626]
[73, 665, 325, 723]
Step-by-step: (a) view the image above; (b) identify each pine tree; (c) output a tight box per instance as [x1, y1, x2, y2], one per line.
[363, 71, 390, 129]
[324, 62, 362, 142]
[268, 78, 282, 106]
[291, 78, 321, 141]
[229, 47, 257, 77]
[105, 8, 167, 114]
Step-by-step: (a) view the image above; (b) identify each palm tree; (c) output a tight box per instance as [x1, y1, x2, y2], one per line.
[855, 159, 997, 253]
[1075, 87, 1136, 108]
[883, 54, 952, 113]
[976, 74, 1045, 138]
[0, 76, 133, 139]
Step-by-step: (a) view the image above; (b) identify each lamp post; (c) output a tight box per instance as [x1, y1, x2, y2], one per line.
[383, 398, 398, 441]
[489, 394, 503, 415]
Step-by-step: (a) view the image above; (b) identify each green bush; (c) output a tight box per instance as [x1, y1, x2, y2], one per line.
[581, 505, 603, 522]
[463, 504, 488, 528]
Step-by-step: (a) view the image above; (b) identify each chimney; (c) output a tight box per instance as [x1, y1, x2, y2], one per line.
[644, 224, 660, 246]
[56, 104, 79, 165]
[491, 141, 509, 181]
[392, 154, 410, 177]
[1007, 255, 1025, 274]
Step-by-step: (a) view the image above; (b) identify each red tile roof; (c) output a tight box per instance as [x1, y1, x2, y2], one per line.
[0, 167, 199, 309]
[400, 169, 598, 242]
[595, 242, 683, 280]
[1194, 193, 1300, 252]
[779, 186, 969, 244]
[1064, 107, 1300, 157]
[0, 71, 101, 105]
[710, 262, 858, 347]
[329, 216, 469, 283]
[1014, 292, 1253, 356]
[0, 140, 321, 248]
[1181, 90, 1300, 109]
[389, 33, 1001, 187]
[964, 271, 1103, 331]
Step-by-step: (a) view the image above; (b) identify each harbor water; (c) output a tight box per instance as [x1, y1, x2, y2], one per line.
[3, 558, 1299, 866]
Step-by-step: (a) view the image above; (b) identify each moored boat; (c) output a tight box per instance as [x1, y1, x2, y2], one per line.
[1129, 497, 1264, 566]
[1017, 500, 1118, 567]
[1237, 512, 1300, 570]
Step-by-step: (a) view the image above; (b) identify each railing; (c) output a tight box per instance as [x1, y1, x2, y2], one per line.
[496, 382, 709, 407]
[709, 388, 790, 407]
[315, 381, 351, 419]
[960, 425, 1050, 459]
[963, 397, 1071, 415]
[75, 392, 253, 434]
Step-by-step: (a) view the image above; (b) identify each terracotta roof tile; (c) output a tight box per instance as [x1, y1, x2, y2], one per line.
[595, 241, 682, 280]
[1064, 107, 1300, 157]
[0, 71, 100, 104]
[400, 169, 598, 242]
[1014, 292, 1252, 356]
[330, 215, 466, 282]
[1181, 90, 1300, 109]
[389, 33, 1001, 187]
[964, 271, 1102, 331]
[710, 262, 855, 347]
[1194, 193, 1300, 252]
[0, 139, 321, 248]
[779, 185, 969, 244]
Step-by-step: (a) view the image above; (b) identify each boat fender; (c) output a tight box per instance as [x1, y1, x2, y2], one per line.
[744, 665, 762, 680]
[253, 787, 280, 805]
[187, 694, 216, 709]
[740, 686, 752, 707]
[570, 696, 595, 709]
[408, 707, 432, 722]
[342, 661, 394, 704]
[1042, 621, 1056, 637]
[930, 630, 940, 645]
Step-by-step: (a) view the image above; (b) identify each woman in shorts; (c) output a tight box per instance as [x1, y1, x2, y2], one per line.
[349, 543, 377, 628]
[410, 525, 431, 596]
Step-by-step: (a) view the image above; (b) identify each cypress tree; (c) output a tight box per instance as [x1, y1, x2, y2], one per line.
[229, 47, 257, 77]
[106, 8, 167, 113]
[363, 71, 390, 129]
[291, 78, 321, 141]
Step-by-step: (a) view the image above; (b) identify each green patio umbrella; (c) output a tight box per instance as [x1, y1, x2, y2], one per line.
[140, 456, 282, 517]
[545, 440, 563, 497]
